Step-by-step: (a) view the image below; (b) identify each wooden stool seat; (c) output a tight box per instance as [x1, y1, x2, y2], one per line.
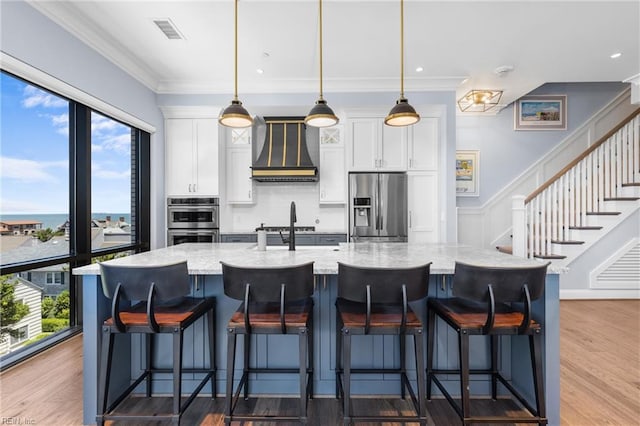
[337, 298, 423, 329]
[428, 298, 541, 332]
[104, 297, 213, 328]
[228, 299, 313, 329]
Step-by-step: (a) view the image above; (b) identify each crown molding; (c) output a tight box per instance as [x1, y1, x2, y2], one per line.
[27, 0, 160, 91]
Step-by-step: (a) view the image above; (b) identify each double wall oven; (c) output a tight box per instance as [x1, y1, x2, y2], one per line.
[167, 197, 219, 246]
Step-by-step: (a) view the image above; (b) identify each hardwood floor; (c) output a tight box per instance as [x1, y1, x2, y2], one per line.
[1, 300, 638, 425]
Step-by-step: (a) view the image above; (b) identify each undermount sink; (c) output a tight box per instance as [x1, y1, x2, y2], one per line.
[251, 245, 339, 251]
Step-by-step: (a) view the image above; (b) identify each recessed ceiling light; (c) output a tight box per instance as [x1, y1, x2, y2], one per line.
[256, 68, 264, 74]
[610, 52, 622, 59]
[415, 66, 424, 73]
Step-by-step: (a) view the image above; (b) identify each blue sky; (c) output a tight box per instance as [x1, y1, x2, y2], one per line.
[1, 72, 131, 214]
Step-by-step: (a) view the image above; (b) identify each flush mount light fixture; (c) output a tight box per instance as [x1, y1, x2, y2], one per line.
[610, 52, 622, 59]
[385, 0, 420, 127]
[305, 0, 339, 128]
[457, 89, 503, 112]
[219, 0, 252, 128]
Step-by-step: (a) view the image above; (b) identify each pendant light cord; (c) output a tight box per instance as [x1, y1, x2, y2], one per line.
[234, 0, 239, 102]
[400, 0, 405, 99]
[318, 0, 324, 101]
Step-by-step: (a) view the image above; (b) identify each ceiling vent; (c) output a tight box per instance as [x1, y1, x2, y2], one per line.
[153, 19, 184, 40]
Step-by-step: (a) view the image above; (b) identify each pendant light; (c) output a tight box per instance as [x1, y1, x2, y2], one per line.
[219, 0, 252, 128]
[384, 0, 419, 127]
[304, 0, 339, 128]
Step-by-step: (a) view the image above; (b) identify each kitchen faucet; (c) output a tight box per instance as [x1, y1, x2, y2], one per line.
[278, 201, 297, 250]
[289, 201, 296, 251]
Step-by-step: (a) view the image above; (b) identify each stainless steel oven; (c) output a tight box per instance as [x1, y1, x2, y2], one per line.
[168, 197, 218, 229]
[167, 228, 219, 246]
[167, 197, 219, 245]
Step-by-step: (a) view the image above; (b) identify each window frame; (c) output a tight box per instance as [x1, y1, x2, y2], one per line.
[0, 70, 151, 369]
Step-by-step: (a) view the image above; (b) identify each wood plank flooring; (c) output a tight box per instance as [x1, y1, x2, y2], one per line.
[1, 300, 638, 425]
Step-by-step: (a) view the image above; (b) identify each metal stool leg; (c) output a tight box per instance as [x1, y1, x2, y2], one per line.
[414, 331, 427, 425]
[308, 312, 314, 399]
[146, 333, 153, 397]
[335, 316, 343, 398]
[299, 327, 309, 423]
[459, 331, 471, 425]
[400, 332, 407, 399]
[243, 333, 250, 400]
[426, 306, 436, 400]
[491, 334, 499, 400]
[172, 330, 183, 424]
[530, 331, 547, 425]
[207, 307, 216, 398]
[96, 328, 114, 426]
[342, 330, 352, 426]
[224, 330, 236, 425]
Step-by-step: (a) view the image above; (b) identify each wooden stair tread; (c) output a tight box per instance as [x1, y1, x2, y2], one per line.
[603, 197, 640, 201]
[534, 253, 567, 260]
[621, 183, 640, 187]
[568, 226, 603, 230]
[551, 240, 584, 245]
[585, 211, 621, 216]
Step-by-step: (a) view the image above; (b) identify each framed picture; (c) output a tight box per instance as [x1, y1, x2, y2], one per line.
[456, 150, 479, 197]
[514, 95, 567, 130]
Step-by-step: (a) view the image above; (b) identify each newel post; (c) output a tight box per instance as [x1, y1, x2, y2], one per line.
[512, 195, 527, 258]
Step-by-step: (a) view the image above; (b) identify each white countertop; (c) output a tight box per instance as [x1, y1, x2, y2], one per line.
[73, 242, 564, 276]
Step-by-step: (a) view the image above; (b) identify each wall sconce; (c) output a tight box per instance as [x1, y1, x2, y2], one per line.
[457, 90, 503, 112]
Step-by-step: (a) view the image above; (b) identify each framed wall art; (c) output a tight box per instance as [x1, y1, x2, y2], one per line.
[514, 95, 567, 130]
[456, 150, 479, 197]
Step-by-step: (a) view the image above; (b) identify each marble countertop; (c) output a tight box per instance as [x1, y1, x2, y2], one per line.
[73, 242, 565, 276]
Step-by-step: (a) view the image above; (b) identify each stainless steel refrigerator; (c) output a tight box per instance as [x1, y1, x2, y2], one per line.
[349, 172, 407, 242]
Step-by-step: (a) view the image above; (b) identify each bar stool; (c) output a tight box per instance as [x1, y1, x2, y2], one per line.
[335, 262, 431, 426]
[220, 261, 315, 424]
[96, 260, 216, 425]
[426, 261, 550, 425]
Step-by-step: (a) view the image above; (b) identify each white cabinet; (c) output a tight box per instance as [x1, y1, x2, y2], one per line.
[225, 128, 254, 204]
[319, 126, 346, 204]
[408, 117, 439, 171]
[408, 172, 439, 243]
[348, 117, 407, 171]
[165, 118, 219, 196]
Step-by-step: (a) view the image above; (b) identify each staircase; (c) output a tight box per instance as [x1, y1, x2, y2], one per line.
[509, 109, 640, 266]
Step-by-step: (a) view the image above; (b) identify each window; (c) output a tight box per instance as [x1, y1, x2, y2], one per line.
[45, 272, 62, 284]
[91, 112, 134, 251]
[0, 72, 70, 264]
[0, 70, 150, 368]
[10, 325, 29, 346]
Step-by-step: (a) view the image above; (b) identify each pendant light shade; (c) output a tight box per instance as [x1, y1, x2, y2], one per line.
[219, 99, 252, 128]
[305, 0, 338, 128]
[219, 0, 252, 128]
[385, 0, 419, 127]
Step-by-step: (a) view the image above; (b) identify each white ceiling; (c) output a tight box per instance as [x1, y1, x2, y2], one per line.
[29, 0, 640, 110]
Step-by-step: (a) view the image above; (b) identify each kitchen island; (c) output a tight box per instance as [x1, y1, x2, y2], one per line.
[74, 242, 562, 425]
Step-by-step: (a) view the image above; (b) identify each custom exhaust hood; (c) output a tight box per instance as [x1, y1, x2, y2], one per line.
[251, 116, 318, 182]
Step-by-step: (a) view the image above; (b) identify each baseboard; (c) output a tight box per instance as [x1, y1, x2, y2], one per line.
[560, 288, 640, 299]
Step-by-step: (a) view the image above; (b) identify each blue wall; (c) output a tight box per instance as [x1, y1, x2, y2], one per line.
[1, 0, 166, 248]
[457, 82, 629, 206]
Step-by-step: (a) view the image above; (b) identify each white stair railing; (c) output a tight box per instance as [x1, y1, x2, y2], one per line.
[512, 109, 640, 259]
